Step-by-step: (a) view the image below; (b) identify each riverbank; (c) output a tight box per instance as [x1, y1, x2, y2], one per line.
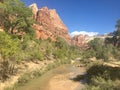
[16, 65, 86, 90]
[0, 60, 54, 90]
[47, 67, 85, 90]
[1, 58, 72, 90]
[0, 57, 87, 90]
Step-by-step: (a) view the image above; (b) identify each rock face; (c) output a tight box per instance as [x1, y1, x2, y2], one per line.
[29, 3, 38, 20]
[29, 4, 70, 42]
[71, 34, 87, 48]
[71, 34, 112, 48]
[71, 35, 95, 48]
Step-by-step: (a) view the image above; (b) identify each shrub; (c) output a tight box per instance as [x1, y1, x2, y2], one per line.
[0, 32, 19, 60]
[17, 73, 31, 86]
[84, 77, 120, 90]
[84, 63, 120, 90]
[17, 40, 44, 61]
[82, 38, 120, 62]
[0, 60, 17, 82]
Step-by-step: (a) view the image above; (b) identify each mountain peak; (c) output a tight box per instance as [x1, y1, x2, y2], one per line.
[29, 3, 70, 42]
[29, 3, 38, 19]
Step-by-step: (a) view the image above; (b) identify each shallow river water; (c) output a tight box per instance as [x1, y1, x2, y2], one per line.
[17, 64, 85, 90]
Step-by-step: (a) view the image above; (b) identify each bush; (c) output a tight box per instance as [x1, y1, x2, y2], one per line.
[17, 73, 31, 86]
[17, 40, 44, 61]
[53, 49, 65, 59]
[0, 60, 17, 82]
[82, 38, 120, 62]
[84, 77, 120, 90]
[86, 64, 120, 82]
[84, 63, 120, 90]
[0, 32, 19, 60]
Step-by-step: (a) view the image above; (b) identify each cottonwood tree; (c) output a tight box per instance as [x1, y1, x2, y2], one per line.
[104, 19, 120, 47]
[111, 20, 120, 47]
[0, 0, 35, 39]
[114, 20, 120, 47]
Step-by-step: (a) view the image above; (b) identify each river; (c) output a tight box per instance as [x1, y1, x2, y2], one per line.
[17, 64, 85, 90]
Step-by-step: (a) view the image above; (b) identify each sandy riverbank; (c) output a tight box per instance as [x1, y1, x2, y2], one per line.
[0, 60, 54, 90]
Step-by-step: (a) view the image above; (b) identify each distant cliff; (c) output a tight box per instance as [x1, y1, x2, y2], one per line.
[29, 3, 70, 43]
[71, 34, 88, 48]
[71, 34, 112, 48]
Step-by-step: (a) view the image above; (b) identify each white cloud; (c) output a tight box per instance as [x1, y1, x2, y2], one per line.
[70, 31, 98, 37]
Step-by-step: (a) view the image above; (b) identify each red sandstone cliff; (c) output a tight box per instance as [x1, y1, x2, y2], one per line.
[29, 4, 70, 42]
[71, 34, 104, 48]
[71, 34, 87, 48]
[29, 4, 92, 47]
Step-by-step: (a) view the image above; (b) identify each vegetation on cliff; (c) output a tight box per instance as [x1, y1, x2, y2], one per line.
[0, 0, 80, 84]
[0, 0, 35, 38]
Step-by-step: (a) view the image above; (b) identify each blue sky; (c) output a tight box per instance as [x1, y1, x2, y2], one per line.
[22, 0, 120, 36]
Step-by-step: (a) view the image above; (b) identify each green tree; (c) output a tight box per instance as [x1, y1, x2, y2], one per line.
[109, 19, 120, 47]
[0, 32, 19, 60]
[104, 20, 120, 47]
[0, 0, 35, 39]
[105, 37, 113, 45]
[88, 38, 104, 51]
[86, 38, 111, 60]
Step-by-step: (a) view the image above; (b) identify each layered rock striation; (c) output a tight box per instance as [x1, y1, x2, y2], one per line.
[71, 34, 87, 48]
[29, 4, 70, 42]
[71, 34, 96, 48]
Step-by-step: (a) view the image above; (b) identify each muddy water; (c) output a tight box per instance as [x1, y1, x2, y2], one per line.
[17, 65, 85, 90]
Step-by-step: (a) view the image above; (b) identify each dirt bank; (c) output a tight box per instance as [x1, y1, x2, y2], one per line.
[15, 64, 86, 90]
[0, 60, 54, 90]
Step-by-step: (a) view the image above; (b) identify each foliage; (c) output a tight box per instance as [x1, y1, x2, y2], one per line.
[0, 32, 19, 59]
[83, 38, 104, 60]
[0, 60, 17, 82]
[82, 37, 120, 61]
[82, 19, 120, 62]
[0, 0, 35, 38]
[84, 63, 120, 90]
[15, 40, 44, 62]
[86, 63, 120, 82]
[53, 37, 80, 60]
[0, 32, 18, 81]
[105, 19, 120, 47]
[84, 78, 120, 90]
[88, 38, 103, 51]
